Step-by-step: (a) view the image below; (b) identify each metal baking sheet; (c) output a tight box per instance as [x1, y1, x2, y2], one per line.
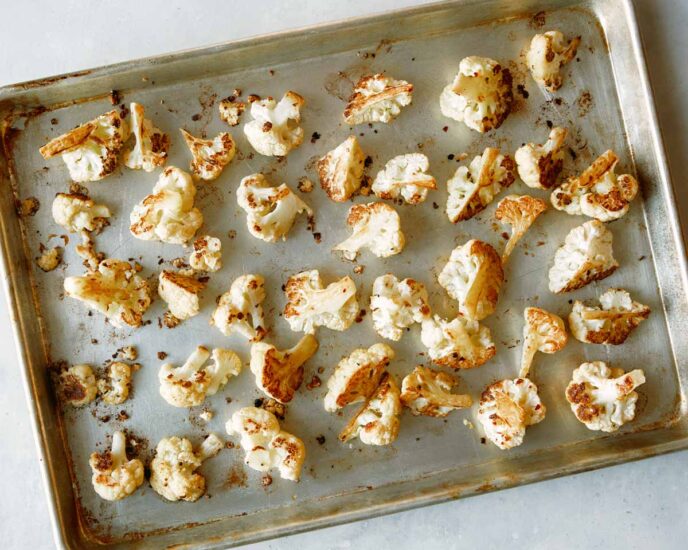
[1, 0, 687, 547]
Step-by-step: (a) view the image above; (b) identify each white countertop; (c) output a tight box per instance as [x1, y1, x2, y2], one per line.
[1, 1, 686, 548]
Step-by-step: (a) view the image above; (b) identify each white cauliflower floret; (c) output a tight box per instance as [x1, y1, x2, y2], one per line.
[39, 110, 129, 182]
[400, 366, 472, 417]
[237, 173, 313, 242]
[339, 373, 401, 446]
[569, 288, 650, 345]
[243, 91, 305, 156]
[219, 97, 246, 126]
[189, 235, 222, 272]
[495, 195, 548, 262]
[52, 192, 111, 233]
[343, 74, 413, 125]
[64, 258, 151, 327]
[59, 364, 97, 406]
[123, 102, 169, 172]
[447, 147, 516, 222]
[551, 150, 639, 222]
[515, 127, 567, 189]
[97, 361, 135, 405]
[150, 434, 224, 502]
[520, 307, 567, 378]
[549, 220, 618, 293]
[180, 129, 235, 181]
[129, 166, 203, 245]
[89, 431, 144, 501]
[283, 270, 358, 334]
[565, 361, 646, 432]
[438, 239, 504, 321]
[420, 314, 496, 369]
[317, 136, 365, 202]
[158, 270, 205, 321]
[527, 30, 581, 91]
[323, 343, 394, 412]
[211, 274, 267, 342]
[439, 56, 513, 133]
[370, 274, 431, 341]
[37, 247, 62, 272]
[372, 153, 437, 205]
[159, 346, 242, 408]
[226, 407, 305, 481]
[250, 334, 319, 404]
[333, 202, 405, 260]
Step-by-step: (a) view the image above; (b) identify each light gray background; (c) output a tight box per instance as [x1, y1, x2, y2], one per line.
[0, 1, 685, 548]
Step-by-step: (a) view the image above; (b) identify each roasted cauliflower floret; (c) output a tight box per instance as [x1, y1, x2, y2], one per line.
[244, 91, 305, 156]
[370, 274, 430, 341]
[565, 361, 646, 432]
[180, 129, 235, 181]
[89, 431, 144, 501]
[37, 247, 62, 272]
[438, 239, 504, 321]
[551, 150, 639, 222]
[343, 74, 413, 125]
[211, 274, 267, 342]
[515, 127, 567, 189]
[439, 56, 513, 133]
[52, 192, 111, 233]
[477, 378, 545, 450]
[219, 97, 246, 126]
[333, 202, 405, 260]
[420, 314, 496, 369]
[226, 407, 306, 481]
[64, 258, 151, 327]
[129, 166, 203, 245]
[495, 195, 548, 262]
[158, 270, 205, 321]
[447, 147, 516, 222]
[250, 334, 319, 404]
[400, 366, 472, 417]
[189, 235, 222, 272]
[372, 153, 437, 205]
[324, 343, 394, 412]
[237, 173, 313, 243]
[159, 346, 242, 408]
[39, 110, 129, 182]
[59, 364, 97, 406]
[283, 270, 358, 334]
[520, 307, 567, 378]
[527, 30, 581, 91]
[569, 288, 650, 345]
[97, 361, 135, 405]
[317, 136, 365, 202]
[150, 434, 224, 502]
[549, 220, 618, 293]
[123, 102, 169, 172]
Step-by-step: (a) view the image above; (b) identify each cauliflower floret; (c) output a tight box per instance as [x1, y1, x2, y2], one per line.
[549, 220, 618, 293]
[339, 373, 401, 446]
[447, 147, 516, 223]
[420, 314, 495, 369]
[123, 102, 169, 172]
[250, 334, 319, 403]
[569, 288, 650, 345]
[283, 270, 358, 334]
[477, 378, 545, 450]
[226, 407, 306, 481]
[370, 274, 431, 341]
[243, 91, 305, 156]
[211, 274, 267, 342]
[158, 270, 205, 321]
[219, 97, 246, 126]
[180, 129, 235, 181]
[333, 202, 405, 260]
[565, 361, 646, 432]
[59, 364, 97, 406]
[37, 247, 62, 272]
[343, 74, 413, 125]
[189, 235, 222, 272]
[52, 192, 111, 233]
[237, 173, 313, 243]
[129, 166, 203, 244]
[440, 56, 513, 133]
[400, 366, 472, 417]
[64, 258, 151, 327]
[97, 361, 135, 405]
[438, 239, 504, 321]
[527, 30, 581, 91]
[159, 346, 242, 408]
[89, 431, 144, 501]
[520, 307, 567, 378]
[324, 343, 394, 412]
[372, 153, 437, 205]
[150, 434, 224, 502]
[495, 195, 548, 262]
[317, 136, 365, 202]
[515, 127, 567, 189]
[39, 110, 129, 182]
[551, 150, 639, 222]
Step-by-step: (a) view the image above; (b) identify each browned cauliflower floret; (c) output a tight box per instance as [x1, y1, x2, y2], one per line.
[52, 192, 111, 233]
[400, 366, 472, 417]
[59, 364, 97, 406]
[244, 91, 305, 156]
[333, 202, 405, 261]
[515, 127, 567, 189]
[211, 274, 267, 342]
[495, 195, 548, 262]
[526, 31, 581, 91]
[520, 307, 568, 378]
[372, 153, 437, 205]
[123, 102, 170, 172]
[317, 136, 365, 202]
[97, 361, 136, 405]
[189, 235, 222, 272]
[343, 74, 413, 125]
[158, 270, 205, 321]
[219, 97, 246, 126]
[420, 314, 496, 369]
[180, 129, 235, 181]
[89, 431, 144, 501]
[370, 274, 431, 341]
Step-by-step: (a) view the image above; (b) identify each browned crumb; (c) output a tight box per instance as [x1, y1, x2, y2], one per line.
[261, 398, 286, 420]
[157, 351, 168, 360]
[306, 376, 321, 390]
[163, 312, 181, 329]
[297, 177, 314, 193]
[17, 197, 40, 217]
[261, 474, 273, 487]
[353, 265, 365, 275]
